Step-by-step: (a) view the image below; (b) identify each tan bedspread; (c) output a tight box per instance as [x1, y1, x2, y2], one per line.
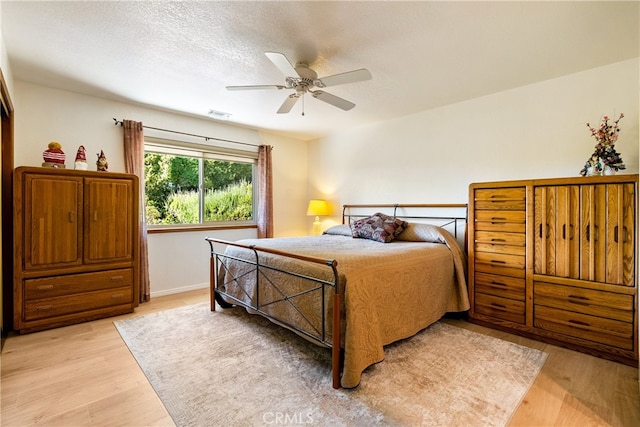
[216, 225, 469, 388]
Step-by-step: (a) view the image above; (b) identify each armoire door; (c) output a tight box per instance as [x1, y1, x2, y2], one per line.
[83, 177, 134, 264]
[534, 185, 580, 278]
[580, 183, 635, 286]
[23, 174, 83, 270]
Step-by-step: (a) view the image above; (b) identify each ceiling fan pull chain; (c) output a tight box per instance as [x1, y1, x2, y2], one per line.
[302, 93, 305, 116]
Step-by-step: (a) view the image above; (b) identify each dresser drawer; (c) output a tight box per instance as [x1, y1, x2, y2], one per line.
[475, 272, 525, 301]
[24, 269, 133, 300]
[475, 210, 526, 233]
[534, 282, 634, 323]
[24, 286, 133, 321]
[475, 242, 526, 256]
[474, 188, 526, 210]
[475, 231, 525, 246]
[475, 251, 525, 269]
[475, 261, 525, 279]
[475, 293, 525, 324]
[534, 305, 634, 350]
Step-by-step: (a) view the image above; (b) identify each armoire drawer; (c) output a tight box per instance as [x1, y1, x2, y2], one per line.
[475, 293, 525, 324]
[475, 242, 526, 256]
[475, 230, 525, 246]
[24, 269, 133, 300]
[474, 188, 526, 210]
[534, 305, 634, 350]
[475, 272, 525, 301]
[534, 282, 634, 323]
[475, 251, 525, 269]
[474, 222, 526, 233]
[474, 261, 525, 279]
[24, 286, 133, 321]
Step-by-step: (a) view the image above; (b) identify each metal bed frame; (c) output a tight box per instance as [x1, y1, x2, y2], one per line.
[205, 203, 468, 389]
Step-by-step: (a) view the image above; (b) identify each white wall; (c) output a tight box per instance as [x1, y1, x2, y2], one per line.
[12, 82, 308, 295]
[308, 59, 640, 229]
[10, 58, 639, 296]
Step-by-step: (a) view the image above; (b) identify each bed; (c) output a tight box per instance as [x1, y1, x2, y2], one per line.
[205, 204, 470, 389]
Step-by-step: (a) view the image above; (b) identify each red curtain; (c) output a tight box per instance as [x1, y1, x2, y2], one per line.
[257, 145, 273, 238]
[122, 120, 151, 303]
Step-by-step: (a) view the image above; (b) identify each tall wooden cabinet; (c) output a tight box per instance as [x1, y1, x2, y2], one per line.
[469, 175, 638, 366]
[13, 167, 139, 333]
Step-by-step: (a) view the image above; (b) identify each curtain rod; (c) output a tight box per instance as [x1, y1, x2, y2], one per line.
[113, 118, 260, 148]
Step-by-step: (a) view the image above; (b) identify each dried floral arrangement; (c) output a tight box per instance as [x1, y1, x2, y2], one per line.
[580, 113, 626, 176]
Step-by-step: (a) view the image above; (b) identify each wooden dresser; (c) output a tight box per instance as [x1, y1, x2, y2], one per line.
[468, 174, 638, 366]
[13, 167, 139, 333]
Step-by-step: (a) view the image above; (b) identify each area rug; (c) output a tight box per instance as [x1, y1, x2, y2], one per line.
[114, 302, 547, 427]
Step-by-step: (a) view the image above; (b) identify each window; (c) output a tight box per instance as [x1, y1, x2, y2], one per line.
[144, 139, 256, 227]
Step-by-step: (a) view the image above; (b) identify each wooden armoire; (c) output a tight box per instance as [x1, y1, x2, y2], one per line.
[13, 166, 139, 333]
[468, 174, 638, 366]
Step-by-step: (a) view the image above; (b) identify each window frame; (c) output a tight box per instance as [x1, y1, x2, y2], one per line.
[144, 137, 258, 232]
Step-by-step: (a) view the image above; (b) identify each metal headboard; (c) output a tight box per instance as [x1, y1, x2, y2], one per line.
[342, 203, 468, 240]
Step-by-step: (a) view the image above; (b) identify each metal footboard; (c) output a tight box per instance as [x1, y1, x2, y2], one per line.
[205, 237, 342, 389]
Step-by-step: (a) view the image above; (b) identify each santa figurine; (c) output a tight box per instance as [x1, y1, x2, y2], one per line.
[74, 145, 88, 170]
[96, 150, 108, 172]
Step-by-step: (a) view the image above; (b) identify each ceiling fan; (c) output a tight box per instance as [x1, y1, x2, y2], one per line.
[226, 52, 372, 114]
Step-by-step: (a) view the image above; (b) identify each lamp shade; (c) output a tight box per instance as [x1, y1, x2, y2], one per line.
[307, 199, 329, 216]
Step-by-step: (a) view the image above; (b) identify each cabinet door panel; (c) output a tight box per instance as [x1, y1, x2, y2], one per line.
[580, 183, 635, 286]
[534, 186, 579, 278]
[24, 175, 83, 270]
[556, 185, 580, 278]
[534, 186, 556, 275]
[84, 178, 134, 263]
[580, 185, 607, 282]
[606, 183, 635, 286]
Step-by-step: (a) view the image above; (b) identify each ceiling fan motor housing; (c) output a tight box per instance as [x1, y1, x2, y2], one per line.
[292, 63, 317, 90]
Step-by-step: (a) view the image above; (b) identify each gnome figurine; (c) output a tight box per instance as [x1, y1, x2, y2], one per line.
[42, 141, 66, 168]
[74, 145, 88, 170]
[96, 150, 109, 172]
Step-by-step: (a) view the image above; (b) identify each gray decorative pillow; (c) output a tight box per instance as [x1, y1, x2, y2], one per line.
[350, 212, 408, 243]
[322, 224, 353, 237]
[395, 223, 447, 243]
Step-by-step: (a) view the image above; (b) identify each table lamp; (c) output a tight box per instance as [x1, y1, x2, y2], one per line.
[307, 199, 329, 235]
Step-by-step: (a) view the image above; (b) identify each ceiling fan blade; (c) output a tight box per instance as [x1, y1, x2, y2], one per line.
[316, 68, 372, 88]
[265, 52, 299, 77]
[277, 94, 300, 114]
[226, 85, 286, 91]
[311, 90, 356, 111]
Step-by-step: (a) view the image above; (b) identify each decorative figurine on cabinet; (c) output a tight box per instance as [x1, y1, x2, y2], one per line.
[96, 150, 108, 172]
[42, 141, 66, 168]
[74, 145, 88, 170]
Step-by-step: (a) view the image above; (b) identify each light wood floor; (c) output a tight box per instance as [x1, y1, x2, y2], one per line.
[1, 288, 639, 426]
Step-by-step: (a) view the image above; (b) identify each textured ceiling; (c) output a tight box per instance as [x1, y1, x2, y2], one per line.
[2, 1, 639, 140]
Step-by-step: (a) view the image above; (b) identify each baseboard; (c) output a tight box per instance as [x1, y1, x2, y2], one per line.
[151, 282, 208, 298]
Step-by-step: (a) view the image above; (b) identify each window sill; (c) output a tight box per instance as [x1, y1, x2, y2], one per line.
[147, 224, 258, 234]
